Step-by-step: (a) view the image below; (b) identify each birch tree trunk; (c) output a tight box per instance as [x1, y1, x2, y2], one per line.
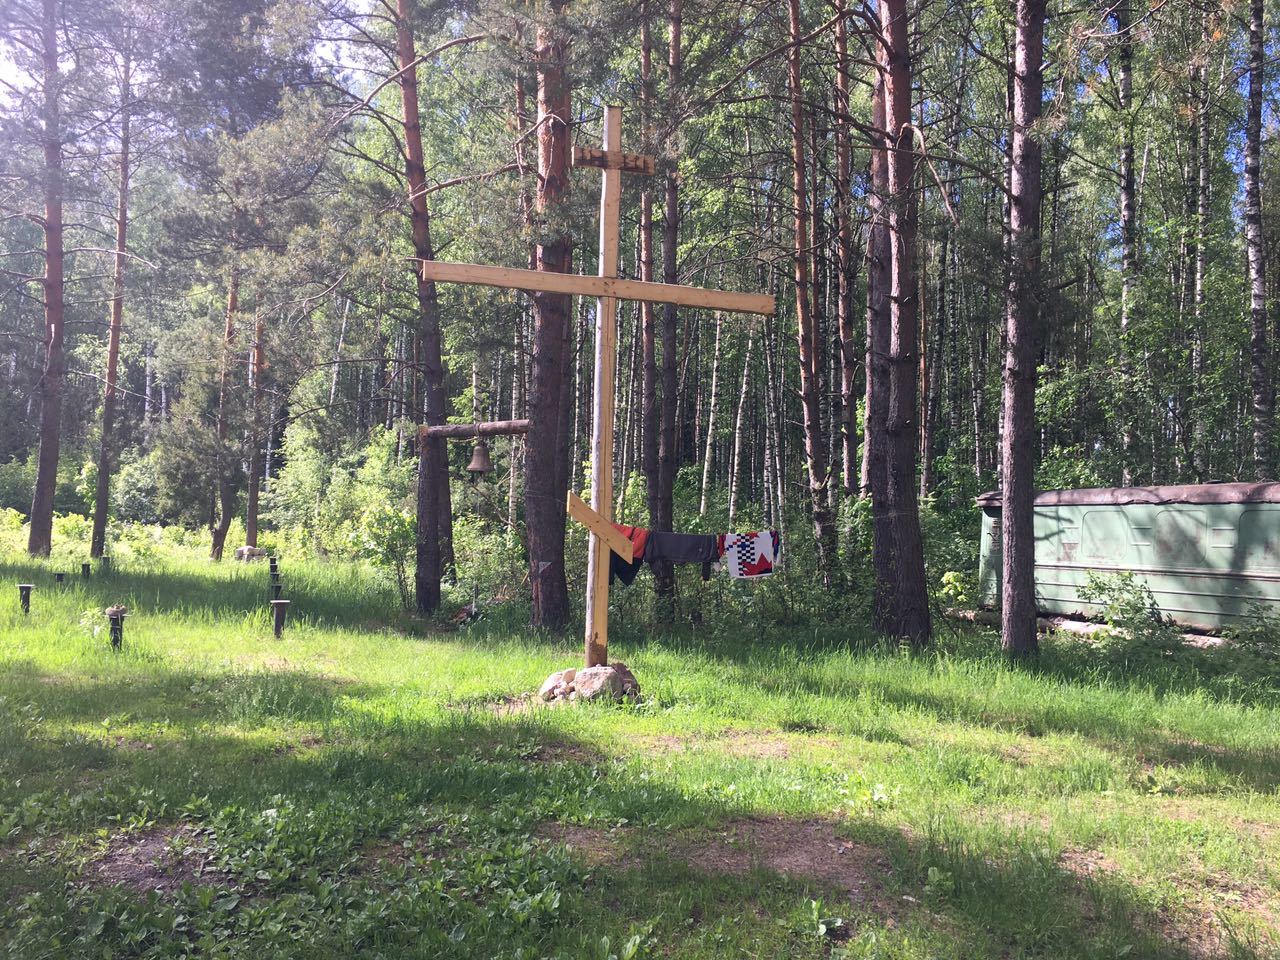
[728, 332, 752, 526]
[698, 312, 722, 515]
[1000, 0, 1046, 656]
[1246, 0, 1271, 478]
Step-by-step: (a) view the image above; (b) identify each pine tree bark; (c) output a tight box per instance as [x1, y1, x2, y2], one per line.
[834, 0, 860, 496]
[653, 0, 682, 604]
[863, 68, 890, 505]
[28, 0, 66, 558]
[640, 9, 660, 543]
[787, 0, 836, 582]
[90, 50, 131, 559]
[395, 0, 452, 614]
[209, 264, 239, 561]
[1246, 0, 1271, 478]
[1000, 0, 1046, 656]
[524, 2, 574, 628]
[877, 0, 930, 645]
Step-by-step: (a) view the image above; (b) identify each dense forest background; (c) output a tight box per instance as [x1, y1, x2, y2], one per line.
[1, 0, 1276, 643]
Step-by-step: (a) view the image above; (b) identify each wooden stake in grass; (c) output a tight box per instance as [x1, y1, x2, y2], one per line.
[271, 599, 290, 638]
[18, 584, 32, 615]
[81, 562, 90, 580]
[54, 572, 65, 585]
[105, 605, 126, 650]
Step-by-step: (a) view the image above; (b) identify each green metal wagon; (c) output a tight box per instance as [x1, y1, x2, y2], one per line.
[977, 483, 1280, 630]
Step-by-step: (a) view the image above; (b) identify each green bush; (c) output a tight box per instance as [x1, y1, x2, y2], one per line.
[1077, 571, 1183, 664]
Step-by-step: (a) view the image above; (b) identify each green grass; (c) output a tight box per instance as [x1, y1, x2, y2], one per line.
[1, 550, 1278, 959]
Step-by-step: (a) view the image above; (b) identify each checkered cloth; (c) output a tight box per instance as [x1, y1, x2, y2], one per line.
[722, 531, 780, 579]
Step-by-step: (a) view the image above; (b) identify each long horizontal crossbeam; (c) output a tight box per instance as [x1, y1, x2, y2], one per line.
[420, 261, 775, 316]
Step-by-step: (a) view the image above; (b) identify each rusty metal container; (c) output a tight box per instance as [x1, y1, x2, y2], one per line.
[977, 483, 1280, 630]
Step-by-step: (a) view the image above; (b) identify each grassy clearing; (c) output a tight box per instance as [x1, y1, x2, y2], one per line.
[0, 551, 1278, 959]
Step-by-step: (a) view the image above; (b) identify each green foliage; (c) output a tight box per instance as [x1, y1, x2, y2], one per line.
[1076, 571, 1184, 664]
[356, 502, 415, 609]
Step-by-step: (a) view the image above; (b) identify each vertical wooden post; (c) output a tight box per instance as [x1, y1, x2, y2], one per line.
[584, 106, 623, 668]
[18, 584, 32, 615]
[271, 599, 290, 638]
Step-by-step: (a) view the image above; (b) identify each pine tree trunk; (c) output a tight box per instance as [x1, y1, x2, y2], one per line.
[91, 51, 131, 559]
[1246, 0, 1271, 478]
[525, 3, 574, 628]
[210, 265, 239, 561]
[27, 0, 66, 559]
[834, 0, 860, 496]
[876, 0, 930, 645]
[1000, 0, 1046, 656]
[653, 0, 682, 605]
[395, 0, 452, 614]
[787, 0, 836, 583]
[640, 11, 661, 549]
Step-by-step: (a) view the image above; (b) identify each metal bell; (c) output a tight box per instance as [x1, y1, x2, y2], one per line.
[466, 439, 494, 476]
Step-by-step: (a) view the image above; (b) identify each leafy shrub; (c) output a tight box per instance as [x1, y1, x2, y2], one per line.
[1077, 571, 1183, 663]
[357, 503, 415, 609]
[112, 453, 165, 524]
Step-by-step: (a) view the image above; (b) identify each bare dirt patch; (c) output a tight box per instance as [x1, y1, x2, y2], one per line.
[85, 826, 224, 896]
[537, 823, 630, 869]
[677, 817, 898, 911]
[632, 730, 842, 760]
[106, 736, 155, 752]
[1061, 846, 1280, 958]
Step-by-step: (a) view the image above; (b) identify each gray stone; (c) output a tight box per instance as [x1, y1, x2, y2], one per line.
[573, 665, 624, 701]
[538, 668, 575, 701]
[610, 662, 640, 698]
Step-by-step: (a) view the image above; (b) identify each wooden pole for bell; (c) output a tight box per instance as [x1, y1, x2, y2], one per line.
[584, 106, 624, 669]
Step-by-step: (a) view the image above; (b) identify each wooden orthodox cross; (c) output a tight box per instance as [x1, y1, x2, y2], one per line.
[422, 105, 774, 668]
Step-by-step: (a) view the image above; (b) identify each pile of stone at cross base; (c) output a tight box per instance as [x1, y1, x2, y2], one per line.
[538, 663, 640, 703]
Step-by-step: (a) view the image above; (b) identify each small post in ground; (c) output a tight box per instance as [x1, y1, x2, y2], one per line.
[81, 562, 90, 580]
[18, 584, 33, 615]
[270, 599, 290, 638]
[105, 605, 127, 650]
[54, 572, 65, 585]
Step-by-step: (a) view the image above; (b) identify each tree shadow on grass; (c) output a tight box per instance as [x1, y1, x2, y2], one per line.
[0, 664, 1271, 959]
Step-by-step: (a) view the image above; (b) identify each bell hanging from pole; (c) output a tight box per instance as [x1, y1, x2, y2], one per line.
[466, 438, 494, 478]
